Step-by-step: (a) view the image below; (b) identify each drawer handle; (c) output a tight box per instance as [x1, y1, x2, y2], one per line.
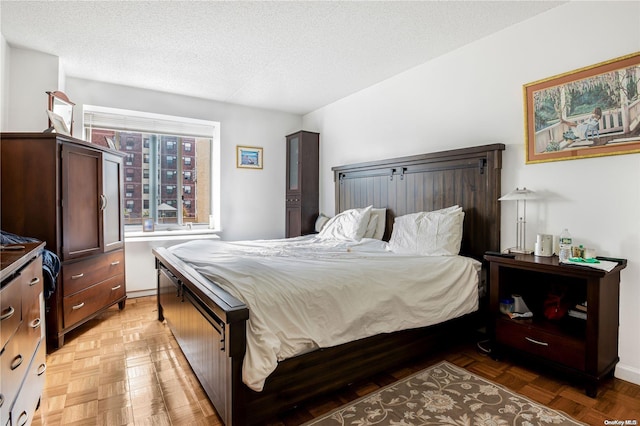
[11, 354, 24, 370]
[525, 337, 549, 346]
[30, 317, 41, 329]
[29, 277, 41, 286]
[72, 302, 85, 310]
[111, 285, 122, 291]
[37, 363, 47, 376]
[111, 260, 121, 266]
[17, 411, 28, 426]
[71, 273, 85, 279]
[0, 393, 4, 408]
[0, 305, 15, 321]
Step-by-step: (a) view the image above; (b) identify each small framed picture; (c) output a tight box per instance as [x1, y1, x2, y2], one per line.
[142, 218, 155, 232]
[237, 146, 263, 169]
[104, 136, 117, 150]
[46, 110, 71, 136]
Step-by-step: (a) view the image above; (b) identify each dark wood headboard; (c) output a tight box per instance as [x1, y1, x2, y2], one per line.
[332, 144, 505, 260]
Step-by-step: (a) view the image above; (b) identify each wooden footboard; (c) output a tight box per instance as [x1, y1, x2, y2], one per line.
[155, 248, 248, 425]
[154, 143, 505, 425]
[155, 248, 479, 425]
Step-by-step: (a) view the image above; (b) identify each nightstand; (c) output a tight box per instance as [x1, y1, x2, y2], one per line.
[484, 253, 627, 397]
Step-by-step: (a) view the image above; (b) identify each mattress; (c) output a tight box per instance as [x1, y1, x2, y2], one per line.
[169, 235, 481, 391]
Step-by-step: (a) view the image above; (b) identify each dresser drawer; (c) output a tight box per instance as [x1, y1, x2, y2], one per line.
[22, 257, 45, 351]
[496, 319, 585, 371]
[1, 274, 23, 350]
[63, 274, 125, 328]
[10, 338, 46, 426]
[0, 322, 31, 419]
[63, 250, 125, 296]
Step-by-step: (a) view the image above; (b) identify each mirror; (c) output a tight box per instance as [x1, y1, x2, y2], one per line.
[47, 91, 75, 135]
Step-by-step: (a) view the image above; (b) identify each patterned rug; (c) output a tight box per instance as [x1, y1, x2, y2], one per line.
[303, 361, 585, 426]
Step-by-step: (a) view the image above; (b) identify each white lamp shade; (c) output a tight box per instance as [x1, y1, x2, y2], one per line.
[499, 187, 539, 201]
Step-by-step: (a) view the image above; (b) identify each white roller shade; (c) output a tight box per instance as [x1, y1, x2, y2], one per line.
[84, 105, 217, 139]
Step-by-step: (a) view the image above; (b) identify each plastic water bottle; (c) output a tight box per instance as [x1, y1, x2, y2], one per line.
[559, 228, 572, 262]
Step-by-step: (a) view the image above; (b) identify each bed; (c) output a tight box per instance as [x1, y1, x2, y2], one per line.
[153, 143, 504, 425]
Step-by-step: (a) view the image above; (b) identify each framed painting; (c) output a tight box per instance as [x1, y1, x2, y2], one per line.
[524, 52, 640, 163]
[237, 146, 263, 169]
[143, 218, 155, 232]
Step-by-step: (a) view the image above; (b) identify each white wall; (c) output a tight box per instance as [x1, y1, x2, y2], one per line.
[1, 35, 10, 129]
[4, 47, 59, 132]
[303, 2, 640, 385]
[66, 77, 302, 241]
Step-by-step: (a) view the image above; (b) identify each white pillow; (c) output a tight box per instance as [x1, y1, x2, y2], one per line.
[315, 213, 331, 233]
[363, 208, 386, 240]
[363, 214, 378, 238]
[318, 206, 373, 241]
[416, 210, 464, 256]
[388, 206, 463, 255]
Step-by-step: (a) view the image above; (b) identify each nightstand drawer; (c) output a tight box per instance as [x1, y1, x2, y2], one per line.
[496, 319, 585, 371]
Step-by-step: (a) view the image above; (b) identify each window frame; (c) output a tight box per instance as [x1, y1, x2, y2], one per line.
[83, 105, 220, 233]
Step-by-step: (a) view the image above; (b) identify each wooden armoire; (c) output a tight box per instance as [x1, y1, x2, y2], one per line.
[1, 133, 127, 350]
[285, 131, 319, 237]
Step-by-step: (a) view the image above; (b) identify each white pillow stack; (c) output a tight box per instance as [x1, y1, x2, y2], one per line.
[317, 206, 373, 241]
[316, 206, 387, 241]
[388, 205, 464, 256]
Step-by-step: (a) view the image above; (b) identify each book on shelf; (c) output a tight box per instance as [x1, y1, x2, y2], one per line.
[574, 301, 587, 312]
[568, 308, 587, 320]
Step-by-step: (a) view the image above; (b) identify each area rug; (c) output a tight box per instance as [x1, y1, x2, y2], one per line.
[303, 361, 585, 426]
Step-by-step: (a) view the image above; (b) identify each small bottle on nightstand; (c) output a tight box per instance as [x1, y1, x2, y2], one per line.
[559, 228, 572, 262]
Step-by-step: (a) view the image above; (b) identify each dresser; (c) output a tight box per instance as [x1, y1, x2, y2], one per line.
[285, 131, 319, 237]
[485, 253, 627, 397]
[1, 242, 47, 426]
[1, 133, 127, 350]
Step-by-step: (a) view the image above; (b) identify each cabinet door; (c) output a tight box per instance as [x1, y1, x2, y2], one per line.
[286, 204, 302, 238]
[102, 153, 124, 251]
[62, 145, 102, 260]
[286, 133, 300, 192]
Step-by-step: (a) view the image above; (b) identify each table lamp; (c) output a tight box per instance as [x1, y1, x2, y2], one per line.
[499, 187, 539, 254]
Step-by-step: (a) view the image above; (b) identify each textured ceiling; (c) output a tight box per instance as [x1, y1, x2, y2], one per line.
[1, 1, 564, 115]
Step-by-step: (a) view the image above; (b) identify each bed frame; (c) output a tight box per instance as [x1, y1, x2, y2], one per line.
[154, 143, 504, 425]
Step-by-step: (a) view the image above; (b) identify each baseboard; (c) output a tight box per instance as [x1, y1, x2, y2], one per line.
[615, 362, 640, 386]
[126, 289, 157, 298]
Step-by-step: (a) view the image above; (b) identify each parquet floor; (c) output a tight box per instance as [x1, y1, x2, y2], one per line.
[31, 296, 640, 425]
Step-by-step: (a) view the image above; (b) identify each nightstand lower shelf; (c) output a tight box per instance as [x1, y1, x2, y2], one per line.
[485, 253, 627, 398]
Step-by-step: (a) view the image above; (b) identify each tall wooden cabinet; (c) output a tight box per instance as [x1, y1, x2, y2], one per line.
[285, 131, 319, 237]
[1, 133, 127, 350]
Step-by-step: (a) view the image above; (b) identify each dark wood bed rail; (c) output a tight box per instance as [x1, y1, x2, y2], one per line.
[154, 143, 505, 425]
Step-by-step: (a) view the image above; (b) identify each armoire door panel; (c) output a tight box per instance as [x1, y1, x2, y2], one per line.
[62, 146, 102, 260]
[103, 153, 124, 251]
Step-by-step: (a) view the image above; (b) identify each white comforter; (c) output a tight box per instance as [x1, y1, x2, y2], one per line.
[169, 236, 481, 391]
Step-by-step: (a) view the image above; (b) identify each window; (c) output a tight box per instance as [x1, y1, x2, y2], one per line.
[83, 105, 220, 229]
